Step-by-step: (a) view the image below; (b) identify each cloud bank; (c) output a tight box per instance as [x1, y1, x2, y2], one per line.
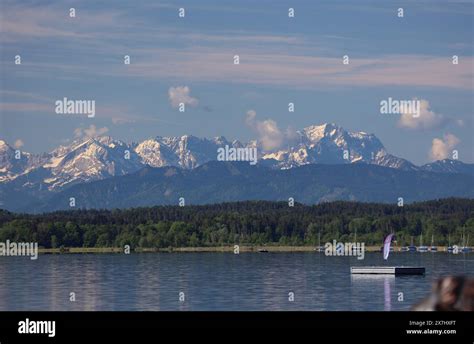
[398, 99, 464, 131]
[168, 86, 199, 109]
[398, 99, 446, 130]
[245, 110, 297, 151]
[429, 133, 460, 161]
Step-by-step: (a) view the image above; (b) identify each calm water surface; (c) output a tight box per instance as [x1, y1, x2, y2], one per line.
[0, 252, 472, 311]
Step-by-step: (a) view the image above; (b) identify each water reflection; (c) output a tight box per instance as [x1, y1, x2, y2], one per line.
[350, 275, 395, 311]
[0, 252, 471, 311]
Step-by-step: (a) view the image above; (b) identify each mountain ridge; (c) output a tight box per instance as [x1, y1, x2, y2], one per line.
[3, 161, 473, 213]
[1, 123, 473, 195]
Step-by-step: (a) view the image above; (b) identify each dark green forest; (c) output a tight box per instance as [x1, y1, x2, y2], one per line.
[0, 198, 473, 248]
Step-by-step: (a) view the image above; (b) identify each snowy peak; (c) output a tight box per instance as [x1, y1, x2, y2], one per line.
[0, 140, 37, 182]
[42, 136, 143, 189]
[421, 159, 474, 175]
[372, 151, 417, 171]
[0, 136, 143, 190]
[302, 123, 333, 142]
[300, 123, 382, 150]
[264, 122, 390, 168]
[301, 122, 343, 141]
[135, 138, 178, 168]
[138, 134, 235, 169]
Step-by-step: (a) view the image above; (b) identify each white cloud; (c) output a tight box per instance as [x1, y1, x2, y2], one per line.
[398, 99, 446, 130]
[245, 110, 290, 151]
[429, 133, 460, 161]
[168, 86, 198, 108]
[74, 125, 109, 138]
[13, 139, 24, 149]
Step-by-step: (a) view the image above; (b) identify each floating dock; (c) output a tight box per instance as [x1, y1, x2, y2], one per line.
[350, 266, 425, 275]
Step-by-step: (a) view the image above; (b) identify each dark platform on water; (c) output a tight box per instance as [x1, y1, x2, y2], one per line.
[350, 266, 425, 275]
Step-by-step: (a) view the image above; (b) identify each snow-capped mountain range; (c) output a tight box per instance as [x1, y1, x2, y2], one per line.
[0, 123, 471, 191]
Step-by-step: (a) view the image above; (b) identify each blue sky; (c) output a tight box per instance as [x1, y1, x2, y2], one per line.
[0, 0, 473, 164]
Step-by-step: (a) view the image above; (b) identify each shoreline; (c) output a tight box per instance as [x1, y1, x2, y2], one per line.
[35, 245, 451, 254]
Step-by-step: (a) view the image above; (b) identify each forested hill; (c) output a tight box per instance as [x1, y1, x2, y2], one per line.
[0, 198, 473, 248]
[3, 161, 473, 213]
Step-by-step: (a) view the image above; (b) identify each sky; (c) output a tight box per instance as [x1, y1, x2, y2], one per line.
[0, 0, 473, 165]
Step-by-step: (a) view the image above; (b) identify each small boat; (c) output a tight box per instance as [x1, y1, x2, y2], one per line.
[447, 234, 454, 253]
[257, 248, 269, 253]
[418, 234, 428, 252]
[429, 235, 437, 252]
[400, 246, 410, 252]
[314, 232, 324, 252]
[460, 234, 471, 253]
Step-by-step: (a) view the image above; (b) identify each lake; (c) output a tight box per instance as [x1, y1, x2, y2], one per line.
[0, 252, 472, 311]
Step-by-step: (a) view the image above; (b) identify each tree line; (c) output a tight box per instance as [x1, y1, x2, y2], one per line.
[0, 198, 473, 248]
